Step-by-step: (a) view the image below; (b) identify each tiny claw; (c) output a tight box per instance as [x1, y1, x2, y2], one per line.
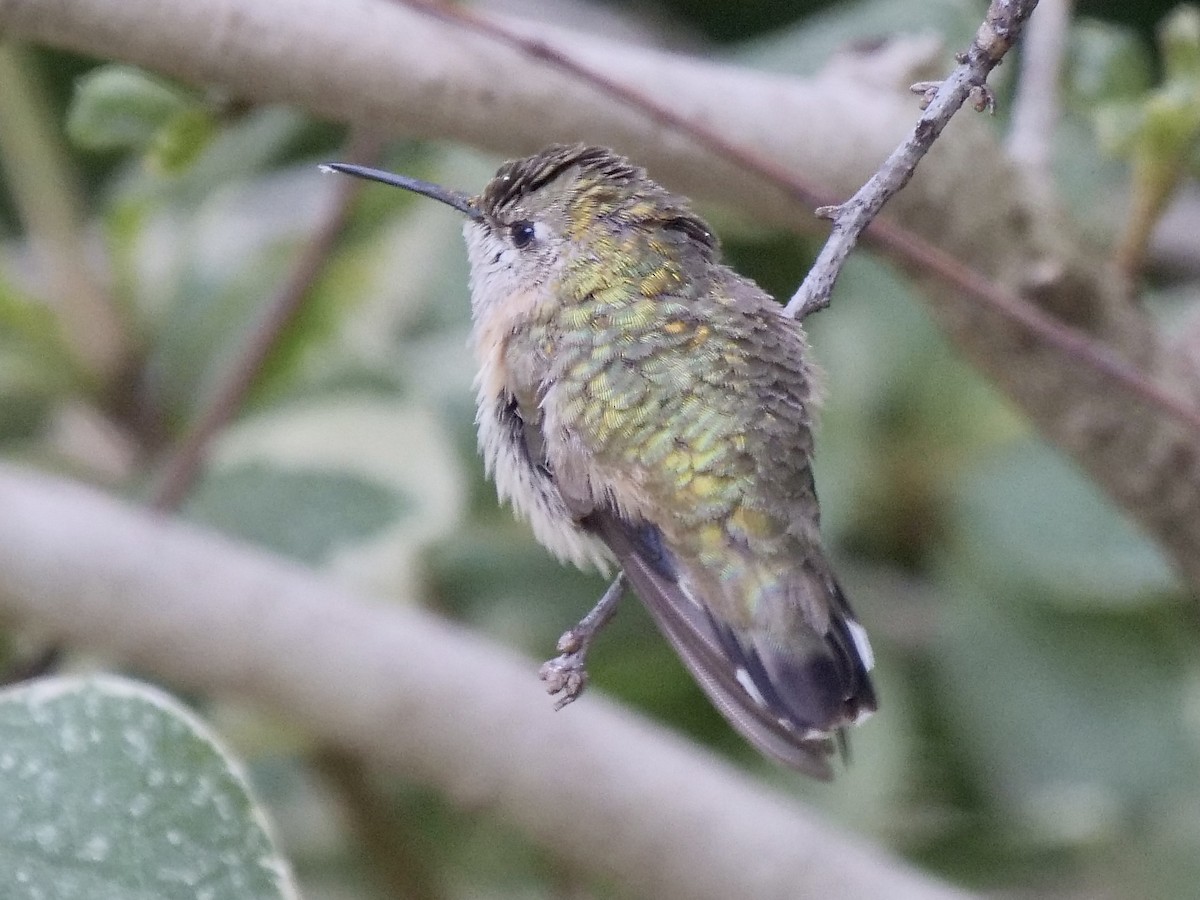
[539, 654, 588, 709]
[537, 574, 625, 712]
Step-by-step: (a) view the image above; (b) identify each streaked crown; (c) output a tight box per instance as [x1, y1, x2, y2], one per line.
[475, 144, 717, 253]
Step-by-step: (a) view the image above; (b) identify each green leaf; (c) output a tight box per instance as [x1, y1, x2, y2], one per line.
[1066, 19, 1154, 108]
[145, 108, 311, 206]
[67, 65, 200, 154]
[186, 396, 466, 592]
[737, 0, 979, 75]
[1089, 6, 1200, 214]
[1161, 4, 1200, 82]
[151, 107, 220, 174]
[0, 675, 297, 900]
[952, 438, 1177, 606]
[0, 276, 85, 438]
[184, 462, 407, 564]
[935, 583, 1198, 847]
[0, 276, 79, 376]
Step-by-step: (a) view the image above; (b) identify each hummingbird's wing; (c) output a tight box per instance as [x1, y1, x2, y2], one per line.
[499, 389, 843, 774]
[496, 321, 874, 775]
[584, 511, 841, 779]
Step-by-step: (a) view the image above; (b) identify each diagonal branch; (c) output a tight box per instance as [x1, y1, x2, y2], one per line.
[788, 0, 1041, 317]
[0, 464, 973, 900]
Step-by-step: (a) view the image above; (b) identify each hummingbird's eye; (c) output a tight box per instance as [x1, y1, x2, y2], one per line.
[509, 221, 536, 249]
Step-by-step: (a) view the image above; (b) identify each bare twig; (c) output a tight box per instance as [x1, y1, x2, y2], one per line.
[787, 0, 1041, 318]
[0, 465, 973, 900]
[150, 131, 383, 510]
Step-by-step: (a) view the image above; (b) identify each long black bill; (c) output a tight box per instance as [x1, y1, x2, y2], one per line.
[320, 162, 482, 220]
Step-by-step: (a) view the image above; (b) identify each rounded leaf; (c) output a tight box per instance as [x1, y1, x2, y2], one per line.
[0, 676, 297, 900]
[67, 66, 195, 153]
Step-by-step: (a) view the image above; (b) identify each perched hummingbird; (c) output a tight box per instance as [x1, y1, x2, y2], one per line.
[323, 145, 876, 777]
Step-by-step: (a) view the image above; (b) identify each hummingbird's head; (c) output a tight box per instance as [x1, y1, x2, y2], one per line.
[323, 145, 717, 315]
[464, 145, 716, 309]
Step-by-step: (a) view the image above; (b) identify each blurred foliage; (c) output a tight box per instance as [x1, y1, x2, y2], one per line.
[0, 1, 1198, 899]
[737, 0, 983, 76]
[1090, 6, 1200, 271]
[67, 65, 220, 172]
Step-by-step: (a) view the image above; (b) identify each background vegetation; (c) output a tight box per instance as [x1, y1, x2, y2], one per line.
[0, 0, 1197, 898]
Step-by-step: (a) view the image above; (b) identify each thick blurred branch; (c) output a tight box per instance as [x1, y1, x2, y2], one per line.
[1006, 0, 1073, 187]
[0, 464, 972, 900]
[3, 0, 1199, 589]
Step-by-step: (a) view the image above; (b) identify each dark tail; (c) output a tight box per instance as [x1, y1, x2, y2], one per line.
[587, 513, 876, 778]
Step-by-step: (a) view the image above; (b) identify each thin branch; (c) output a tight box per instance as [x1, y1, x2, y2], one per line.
[150, 131, 383, 510]
[0, 464, 974, 900]
[398, 0, 833, 209]
[788, 0, 1041, 317]
[870, 224, 1200, 435]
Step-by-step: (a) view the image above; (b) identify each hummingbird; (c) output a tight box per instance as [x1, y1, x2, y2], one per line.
[322, 145, 876, 777]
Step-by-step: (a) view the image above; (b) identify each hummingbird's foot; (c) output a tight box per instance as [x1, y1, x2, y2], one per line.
[539, 573, 626, 710]
[538, 657, 586, 709]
